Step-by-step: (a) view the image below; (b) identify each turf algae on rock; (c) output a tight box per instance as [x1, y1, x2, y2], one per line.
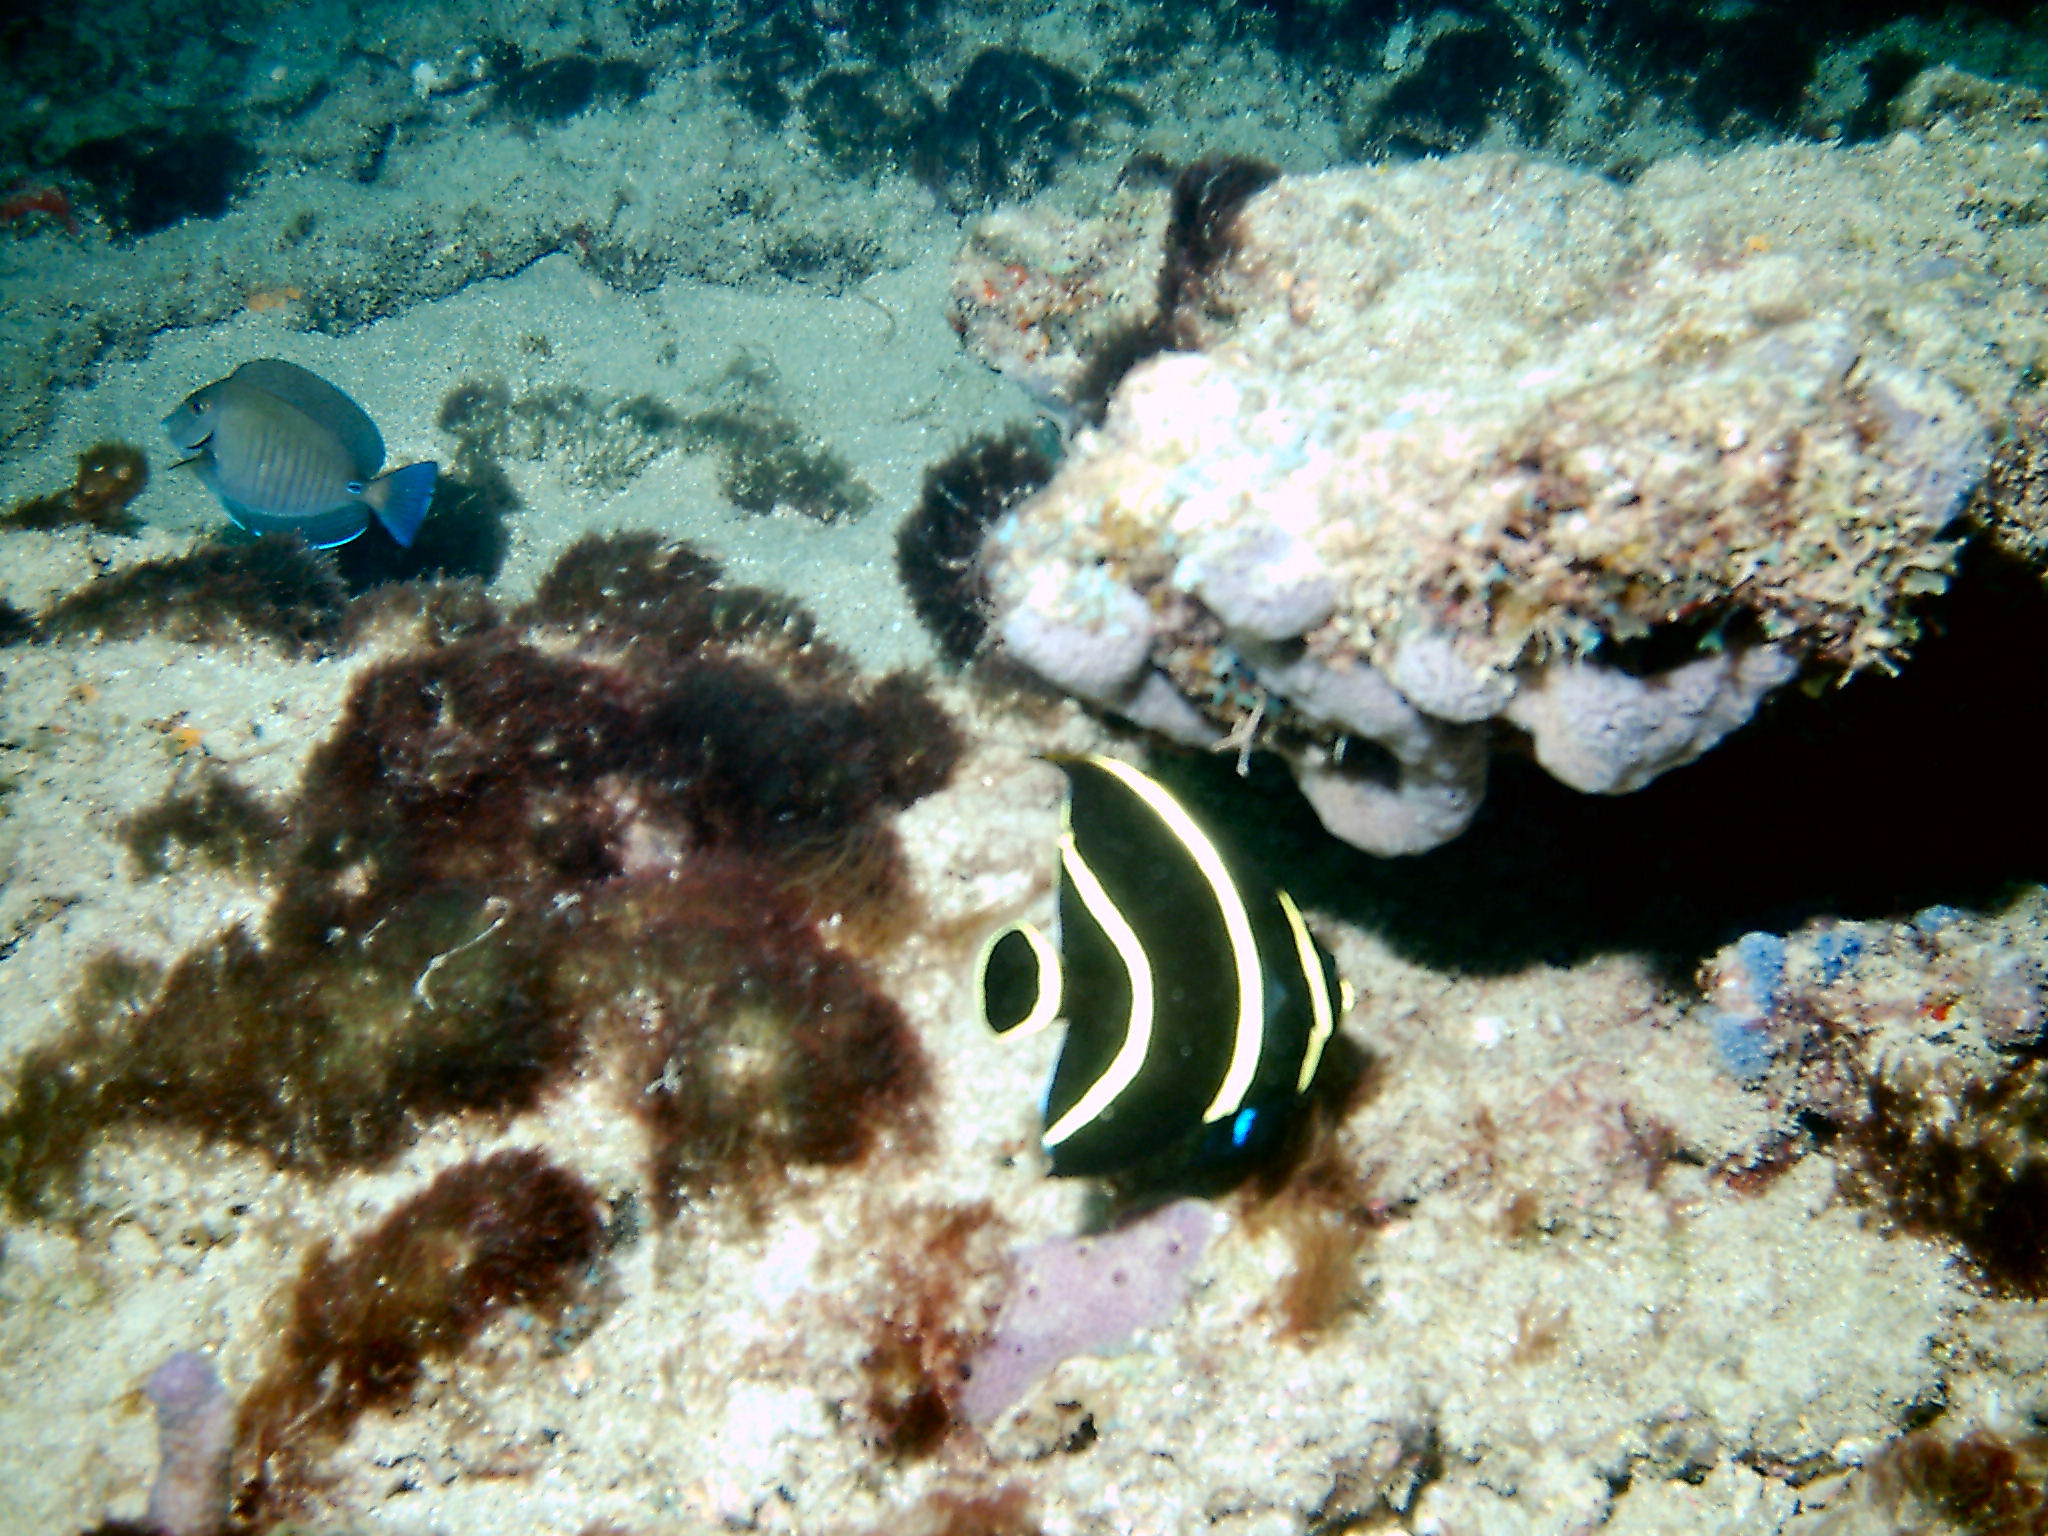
[0, 533, 955, 1221]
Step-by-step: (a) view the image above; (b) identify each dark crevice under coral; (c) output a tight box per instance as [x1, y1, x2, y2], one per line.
[63, 126, 258, 237]
[0, 531, 958, 1222]
[490, 51, 652, 126]
[1151, 538, 2048, 982]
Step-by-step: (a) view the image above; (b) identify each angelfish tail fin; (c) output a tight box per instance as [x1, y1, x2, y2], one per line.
[364, 461, 438, 548]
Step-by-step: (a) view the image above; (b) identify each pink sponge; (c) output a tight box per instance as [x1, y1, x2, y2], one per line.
[959, 1200, 1213, 1425]
[143, 1350, 234, 1536]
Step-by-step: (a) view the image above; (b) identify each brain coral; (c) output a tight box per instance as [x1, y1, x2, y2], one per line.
[968, 73, 2048, 853]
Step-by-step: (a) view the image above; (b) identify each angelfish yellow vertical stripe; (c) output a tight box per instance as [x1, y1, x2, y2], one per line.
[1041, 827, 1154, 1149]
[1085, 755, 1265, 1127]
[1279, 889, 1337, 1093]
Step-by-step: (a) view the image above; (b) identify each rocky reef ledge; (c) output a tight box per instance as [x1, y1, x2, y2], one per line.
[960, 67, 2048, 853]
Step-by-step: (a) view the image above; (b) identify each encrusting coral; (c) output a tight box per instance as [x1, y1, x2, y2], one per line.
[1698, 890, 2048, 1298]
[952, 69, 2048, 854]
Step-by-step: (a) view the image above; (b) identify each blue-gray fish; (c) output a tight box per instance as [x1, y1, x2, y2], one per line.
[162, 359, 437, 548]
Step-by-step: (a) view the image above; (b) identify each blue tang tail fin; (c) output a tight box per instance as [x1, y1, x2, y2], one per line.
[371, 461, 438, 548]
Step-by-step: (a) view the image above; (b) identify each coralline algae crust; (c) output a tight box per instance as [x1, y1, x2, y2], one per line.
[969, 93, 2048, 852]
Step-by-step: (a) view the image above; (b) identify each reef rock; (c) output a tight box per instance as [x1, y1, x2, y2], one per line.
[966, 72, 2048, 853]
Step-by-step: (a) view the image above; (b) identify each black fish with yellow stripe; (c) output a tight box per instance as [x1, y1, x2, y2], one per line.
[977, 754, 1349, 1182]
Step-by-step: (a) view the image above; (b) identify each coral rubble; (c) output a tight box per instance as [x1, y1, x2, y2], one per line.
[955, 77, 2048, 853]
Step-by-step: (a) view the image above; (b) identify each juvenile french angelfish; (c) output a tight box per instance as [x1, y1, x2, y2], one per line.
[163, 358, 437, 548]
[975, 753, 1351, 1181]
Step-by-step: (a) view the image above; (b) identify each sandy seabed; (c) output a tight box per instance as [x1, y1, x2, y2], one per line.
[2, 19, 2047, 1536]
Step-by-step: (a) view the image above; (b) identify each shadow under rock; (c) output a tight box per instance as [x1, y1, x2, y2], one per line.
[1151, 539, 2048, 980]
[328, 466, 514, 592]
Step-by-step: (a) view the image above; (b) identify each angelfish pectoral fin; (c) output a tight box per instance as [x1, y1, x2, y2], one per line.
[976, 922, 1062, 1038]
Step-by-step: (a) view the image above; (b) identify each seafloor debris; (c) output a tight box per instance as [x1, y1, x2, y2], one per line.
[952, 71, 2048, 855]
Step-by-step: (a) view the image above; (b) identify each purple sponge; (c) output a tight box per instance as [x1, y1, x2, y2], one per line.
[959, 1200, 1213, 1425]
[143, 1350, 234, 1536]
